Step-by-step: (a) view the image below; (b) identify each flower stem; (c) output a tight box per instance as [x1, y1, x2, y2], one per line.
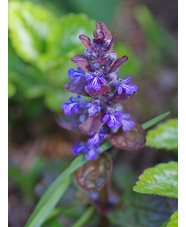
[100, 184, 109, 227]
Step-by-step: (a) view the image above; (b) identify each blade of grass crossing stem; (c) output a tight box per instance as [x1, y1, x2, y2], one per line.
[142, 111, 170, 130]
[71, 206, 95, 227]
[25, 155, 88, 227]
[26, 176, 72, 227]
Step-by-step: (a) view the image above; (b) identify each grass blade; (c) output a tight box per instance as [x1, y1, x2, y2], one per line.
[71, 206, 95, 227]
[26, 144, 110, 227]
[25, 155, 87, 227]
[142, 111, 170, 130]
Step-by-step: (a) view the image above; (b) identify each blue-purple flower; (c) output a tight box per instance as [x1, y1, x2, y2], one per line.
[85, 144, 103, 160]
[88, 129, 106, 145]
[87, 100, 101, 117]
[62, 96, 87, 115]
[102, 108, 135, 131]
[115, 77, 137, 95]
[71, 141, 103, 160]
[71, 141, 87, 155]
[86, 72, 107, 91]
[68, 67, 85, 83]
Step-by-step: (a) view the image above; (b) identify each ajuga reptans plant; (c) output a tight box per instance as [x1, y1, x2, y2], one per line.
[58, 22, 146, 160]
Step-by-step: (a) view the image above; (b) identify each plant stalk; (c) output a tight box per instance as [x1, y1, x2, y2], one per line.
[100, 184, 109, 227]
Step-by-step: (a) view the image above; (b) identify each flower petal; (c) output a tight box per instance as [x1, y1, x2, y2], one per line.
[122, 84, 138, 94]
[123, 77, 133, 84]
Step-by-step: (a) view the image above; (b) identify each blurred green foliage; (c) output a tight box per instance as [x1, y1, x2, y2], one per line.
[8, 1, 96, 115]
[9, 157, 46, 199]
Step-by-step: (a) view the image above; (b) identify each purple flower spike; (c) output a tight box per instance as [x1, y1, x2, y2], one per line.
[116, 77, 138, 95]
[87, 100, 101, 117]
[86, 72, 107, 91]
[68, 67, 85, 83]
[88, 130, 106, 144]
[59, 21, 145, 162]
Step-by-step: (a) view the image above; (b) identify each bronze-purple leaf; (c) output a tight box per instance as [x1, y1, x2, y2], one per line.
[79, 113, 105, 135]
[106, 91, 136, 103]
[64, 77, 89, 97]
[94, 58, 108, 65]
[79, 35, 94, 51]
[75, 152, 113, 192]
[108, 122, 146, 150]
[109, 55, 128, 73]
[93, 38, 105, 45]
[87, 86, 110, 98]
[55, 112, 82, 133]
[107, 34, 117, 50]
[93, 22, 112, 40]
[71, 55, 92, 72]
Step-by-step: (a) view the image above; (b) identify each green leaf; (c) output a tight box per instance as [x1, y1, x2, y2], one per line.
[44, 205, 86, 223]
[167, 211, 178, 227]
[141, 111, 170, 130]
[133, 162, 178, 198]
[43, 218, 63, 227]
[47, 13, 95, 57]
[8, 2, 56, 63]
[38, 14, 95, 72]
[71, 206, 95, 227]
[108, 189, 172, 227]
[146, 119, 178, 151]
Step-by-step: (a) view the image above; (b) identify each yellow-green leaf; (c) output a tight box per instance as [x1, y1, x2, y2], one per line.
[146, 119, 178, 151]
[168, 211, 178, 227]
[8, 2, 56, 63]
[133, 162, 178, 198]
